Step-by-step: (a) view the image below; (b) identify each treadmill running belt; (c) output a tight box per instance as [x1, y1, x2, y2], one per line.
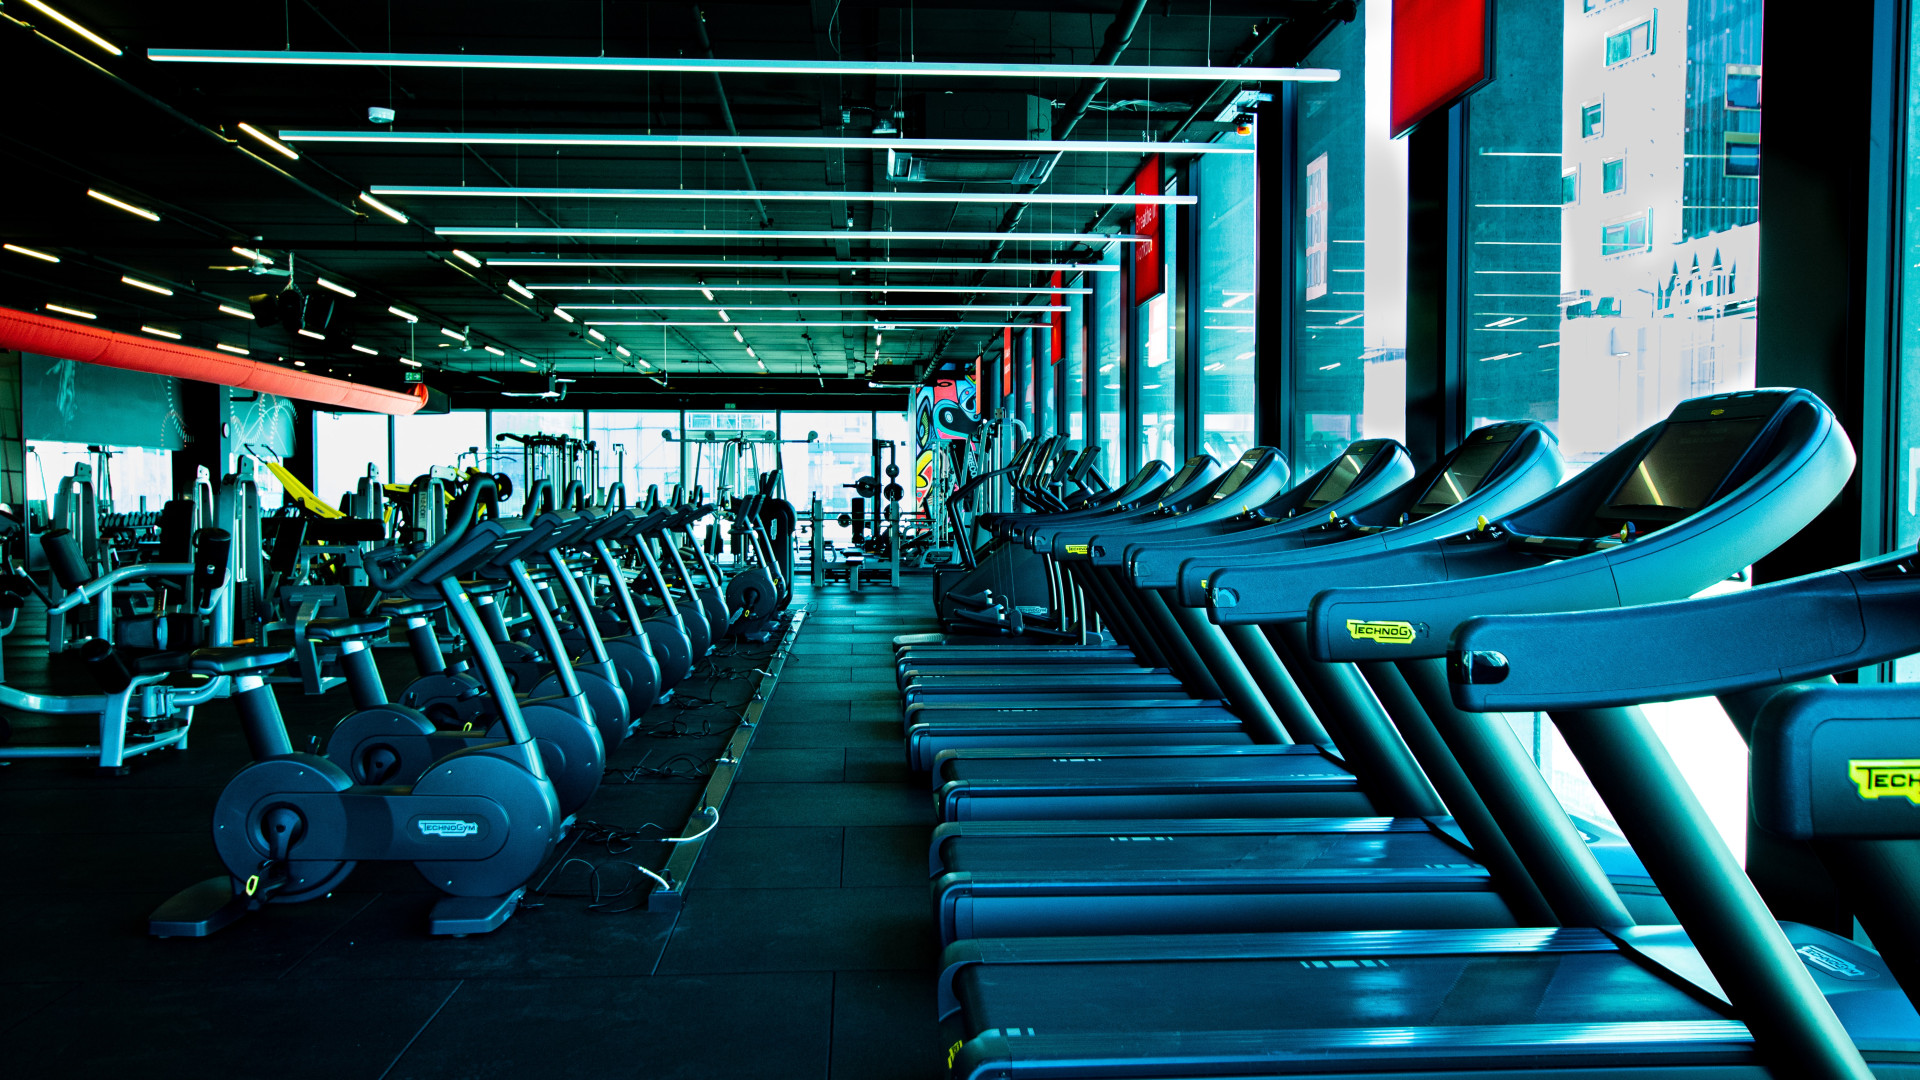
[943, 831, 1476, 873]
[956, 952, 1728, 1035]
[941, 754, 1355, 783]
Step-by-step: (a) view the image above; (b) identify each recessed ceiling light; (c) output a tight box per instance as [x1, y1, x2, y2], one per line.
[450, 249, 483, 267]
[23, 1, 120, 56]
[316, 276, 357, 298]
[45, 303, 95, 319]
[4, 243, 59, 263]
[389, 306, 418, 321]
[141, 325, 182, 340]
[217, 342, 250, 355]
[351, 343, 378, 355]
[359, 192, 409, 224]
[122, 275, 173, 296]
[298, 328, 327, 340]
[218, 303, 255, 319]
[88, 189, 160, 221]
[237, 122, 300, 160]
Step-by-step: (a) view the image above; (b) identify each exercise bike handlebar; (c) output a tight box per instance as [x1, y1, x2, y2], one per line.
[521, 478, 556, 518]
[605, 481, 628, 511]
[563, 479, 588, 510]
[364, 476, 497, 593]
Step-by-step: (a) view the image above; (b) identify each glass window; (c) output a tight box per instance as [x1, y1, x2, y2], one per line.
[1724, 133, 1760, 178]
[783, 411, 874, 549]
[1063, 287, 1087, 448]
[1196, 138, 1258, 463]
[1894, 5, 1920, 562]
[1600, 211, 1652, 255]
[683, 410, 777, 504]
[1562, 167, 1580, 204]
[1725, 65, 1762, 110]
[1601, 157, 1625, 193]
[393, 411, 487, 485]
[1293, 1, 1407, 477]
[489, 410, 585, 504]
[587, 411, 682, 506]
[1581, 101, 1605, 138]
[1136, 290, 1176, 468]
[313, 411, 389, 509]
[25, 441, 174, 522]
[1605, 17, 1656, 66]
[1093, 245, 1125, 474]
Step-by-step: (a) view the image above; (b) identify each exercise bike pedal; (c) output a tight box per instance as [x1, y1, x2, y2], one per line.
[148, 875, 268, 937]
[427, 888, 525, 937]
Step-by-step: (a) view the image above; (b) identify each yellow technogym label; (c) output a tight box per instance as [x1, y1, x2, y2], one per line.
[1849, 759, 1920, 803]
[1064, 544, 1090, 555]
[1347, 619, 1416, 644]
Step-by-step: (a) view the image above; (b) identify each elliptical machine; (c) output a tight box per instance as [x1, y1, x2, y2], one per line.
[150, 479, 562, 938]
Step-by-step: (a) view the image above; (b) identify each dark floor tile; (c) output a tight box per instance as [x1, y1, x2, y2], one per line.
[0, 783, 217, 835]
[761, 699, 853, 724]
[778, 665, 856, 683]
[0, 829, 227, 895]
[850, 700, 907, 724]
[721, 783, 932, 827]
[753, 720, 899, 750]
[843, 746, 913, 784]
[389, 973, 832, 1080]
[778, 681, 899, 703]
[0, 983, 81, 1038]
[832, 971, 944, 1080]
[288, 891, 678, 980]
[842, 826, 935, 888]
[656, 886, 934, 973]
[10, 978, 460, 1080]
[693, 826, 843, 889]
[738, 747, 844, 782]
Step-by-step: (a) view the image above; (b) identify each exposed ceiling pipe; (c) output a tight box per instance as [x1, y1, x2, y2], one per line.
[0, 307, 429, 414]
[1160, 19, 1282, 146]
[691, 5, 774, 229]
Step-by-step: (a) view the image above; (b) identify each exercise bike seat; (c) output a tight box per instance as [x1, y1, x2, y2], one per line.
[185, 646, 296, 676]
[464, 579, 514, 596]
[305, 617, 392, 643]
[377, 597, 443, 618]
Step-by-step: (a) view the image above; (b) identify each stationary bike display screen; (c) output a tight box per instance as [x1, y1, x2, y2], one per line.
[1605, 416, 1764, 521]
[1411, 431, 1517, 516]
[1303, 444, 1378, 509]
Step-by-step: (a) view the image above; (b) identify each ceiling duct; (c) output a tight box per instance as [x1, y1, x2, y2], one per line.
[887, 92, 1052, 184]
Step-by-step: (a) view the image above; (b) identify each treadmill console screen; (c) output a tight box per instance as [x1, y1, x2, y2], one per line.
[1303, 444, 1378, 509]
[1606, 416, 1765, 519]
[1412, 430, 1518, 516]
[1209, 450, 1268, 501]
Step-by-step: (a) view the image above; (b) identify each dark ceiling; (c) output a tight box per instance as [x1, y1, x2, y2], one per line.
[0, 0, 1351, 408]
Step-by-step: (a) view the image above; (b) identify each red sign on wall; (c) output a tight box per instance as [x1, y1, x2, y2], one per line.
[1049, 270, 1064, 363]
[1001, 327, 1013, 395]
[1390, 0, 1492, 138]
[1133, 155, 1164, 307]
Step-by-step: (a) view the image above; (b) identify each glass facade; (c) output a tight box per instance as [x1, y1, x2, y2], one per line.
[312, 411, 390, 508]
[1063, 287, 1087, 449]
[392, 411, 487, 486]
[1195, 137, 1259, 463]
[587, 411, 682, 505]
[1293, 2, 1408, 478]
[1092, 245, 1126, 474]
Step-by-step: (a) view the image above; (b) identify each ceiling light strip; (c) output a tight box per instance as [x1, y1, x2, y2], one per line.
[528, 283, 1093, 294]
[371, 185, 1196, 206]
[151, 48, 1337, 83]
[277, 131, 1251, 155]
[438, 227, 1140, 242]
[484, 258, 1116, 272]
[583, 320, 1039, 328]
[561, 304, 1065, 312]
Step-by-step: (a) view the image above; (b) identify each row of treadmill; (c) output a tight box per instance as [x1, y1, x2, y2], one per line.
[896, 387, 1920, 1080]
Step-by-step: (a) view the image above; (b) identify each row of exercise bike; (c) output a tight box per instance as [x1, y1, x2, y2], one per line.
[0, 472, 793, 937]
[901, 389, 1920, 1080]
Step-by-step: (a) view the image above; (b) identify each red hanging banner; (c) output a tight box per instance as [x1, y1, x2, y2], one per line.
[1001, 327, 1013, 395]
[1390, 0, 1492, 138]
[1049, 270, 1064, 363]
[1133, 155, 1164, 306]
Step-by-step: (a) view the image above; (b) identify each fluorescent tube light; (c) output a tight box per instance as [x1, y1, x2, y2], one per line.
[399, 356, 423, 367]
[552, 308, 575, 323]
[586, 328, 606, 341]
[746, 346, 756, 358]
[219, 303, 256, 319]
[716, 309, 730, 322]
[237, 122, 299, 160]
[389, 306, 418, 321]
[484, 345, 506, 356]
[89, 189, 160, 221]
[24, 1, 120, 56]
[4, 243, 58, 263]
[284, 131, 1254, 157]
[217, 342, 251, 355]
[437, 226, 1142, 243]
[293, 360, 306, 367]
[732, 329, 744, 342]
[591, 320, 1035, 329]
[564, 303, 1061, 312]
[614, 345, 632, 357]
[45, 303, 95, 319]
[359, 192, 409, 223]
[756, 360, 766, 370]
[141, 325, 182, 339]
[441, 327, 466, 340]
[518, 357, 538, 368]
[351, 343, 378, 355]
[122, 275, 173, 296]
[506, 279, 535, 299]
[450, 249, 483, 267]
[232, 245, 271, 263]
[373, 184, 1198, 206]
[699, 284, 714, 300]
[298, 328, 327, 340]
[531, 283, 1093, 295]
[152, 48, 1336, 83]
[316, 276, 357, 297]
[485, 258, 1114, 273]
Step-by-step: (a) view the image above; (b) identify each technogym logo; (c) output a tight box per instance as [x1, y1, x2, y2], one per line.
[1347, 619, 1417, 645]
[1848, 759, 1920, 803]
[417, 819, 481, 838]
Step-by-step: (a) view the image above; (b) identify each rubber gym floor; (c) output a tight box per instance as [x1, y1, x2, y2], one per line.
[0, 582, 942, 1079]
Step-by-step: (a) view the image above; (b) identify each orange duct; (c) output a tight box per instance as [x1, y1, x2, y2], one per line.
[0, 305, 429, 415]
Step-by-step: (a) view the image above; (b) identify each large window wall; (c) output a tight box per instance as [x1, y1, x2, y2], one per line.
[588, 411, 682, 505]
[1092, 245, 1127, 474]
[1195, 138, 1259, 462]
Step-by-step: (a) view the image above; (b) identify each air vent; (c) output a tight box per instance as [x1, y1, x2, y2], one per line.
[887, 150, 1052, 184]
[888, 91, 1052, 184]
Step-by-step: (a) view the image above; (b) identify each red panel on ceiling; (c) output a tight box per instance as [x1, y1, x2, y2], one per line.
[1390, 0, 1492, 138]
[1132, 156, 1164, 306]
[0, 306, 429, 415]
[1049, 270, 1064, 364]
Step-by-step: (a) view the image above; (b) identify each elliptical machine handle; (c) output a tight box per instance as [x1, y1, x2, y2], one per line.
[605, 481, 628, 511]
[363, 476, 494, 593]
[564, 479, 588, 510]
[521, 478, 555, 518]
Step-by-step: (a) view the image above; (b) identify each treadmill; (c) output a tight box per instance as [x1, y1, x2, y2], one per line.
[923, 422, 1562, 823]
[936, 388, 1902, 1080]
